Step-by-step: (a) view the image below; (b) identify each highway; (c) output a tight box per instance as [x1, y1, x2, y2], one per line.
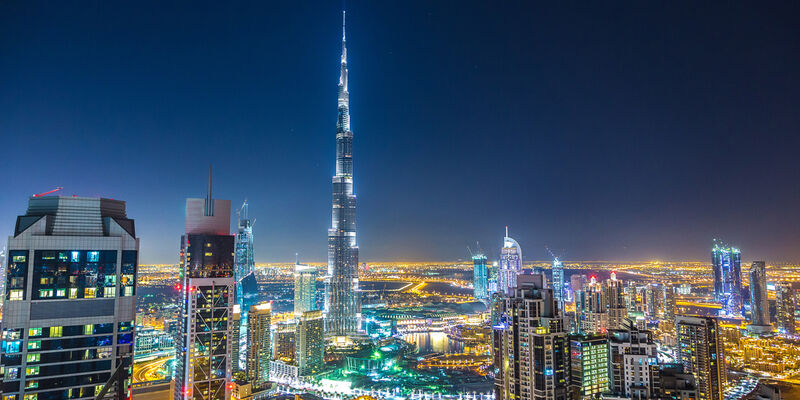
[133, 356, 171, 383]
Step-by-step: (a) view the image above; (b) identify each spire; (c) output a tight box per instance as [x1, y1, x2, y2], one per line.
[505, 226, 509, 238]
[205, 164, 214, 216]
[341, 10, 348, 64]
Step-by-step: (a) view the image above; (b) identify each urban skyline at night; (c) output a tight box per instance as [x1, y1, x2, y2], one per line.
[3, 3, 800, 400]
[1, 1, 798, 264]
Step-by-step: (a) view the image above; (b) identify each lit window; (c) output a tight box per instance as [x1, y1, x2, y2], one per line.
[24, 395, 37, 400]
[56, 288, 66, 297]
[88, 251, 99, 262]
[26, 353, 40, 363]
[85, 288, 96, 298]
[84, 325, 94, 335]
[25, 380, 38, 389]
[50, 326, 62, 338]
[69, 288, 78, 299]
[9, 290, 23, 301]
[27, 341, 41, 350]
[104, 287, 116, 297]
[13, 255, 26, 263]
[28, 328, 42, 337]
[25, 366, 39, 376]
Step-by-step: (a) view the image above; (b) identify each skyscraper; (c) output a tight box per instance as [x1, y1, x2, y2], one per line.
[775, 283, 795, 335]
[676, 315, 726, 400]
[575, 276, 608, 334]
[604, 272, 628, 330]
[711, 240, 743, 316]
[294, 262, 318, 316]
[175, 168, 235, 400]
[493, 274, 570, 400]
[472, 252, 489, 304]
[608, 321, 659, 399]
[234, 200, 256, 374]
[748, 261, 771, 333]
[296, 310, 325, 376]
[324, 11, 361, 337]
[498, 226, 522, 295]
[2, 196, 138, 399]
[247, 303, 272, 385]
[551, 256, 565, 309]
[570, 334, 610, 398]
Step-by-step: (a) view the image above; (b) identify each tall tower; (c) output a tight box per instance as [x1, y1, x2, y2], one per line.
[776, 282, 796, 334]
[492, 274, 570, 400]
[711, 240, 743, 316]
[247, 302, 272, 385]
[3, 196, 138, 399]
[324, 10, 361, 336]
[748, 261, 771, 333]
[551, 256, 565, 309]
[234, 200, 255, 302]
[175, 167, 235, 400]
[472, 252, 489, 304]
[498, 226, 522, 295]
[604, 272, 628, 330]
[676, 315, 726, 400]
[295, 262, 318, 316]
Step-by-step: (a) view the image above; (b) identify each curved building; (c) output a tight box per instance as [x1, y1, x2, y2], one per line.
[498, 226, 522, 295]
[324, 11, 361, 336]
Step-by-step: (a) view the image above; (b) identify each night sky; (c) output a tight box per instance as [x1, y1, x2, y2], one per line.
[1, 1, 799, 264]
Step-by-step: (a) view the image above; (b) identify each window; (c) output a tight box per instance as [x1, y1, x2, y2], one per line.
[56, 288, 66, 297]
[50, 326, 63, 337]
[26, 353, 40, 363]
[85, 288, 96, 298]
[28, 328, 42, 337]
[6, 367, 19, 379]
[24, 395, 37, 400]
[25, 366, 39, 376]
[87, 251, 100, 262]
[69, 288, 78, 299]
[104, 287, 116, 297]
[27, 340, 41, 350]
[39, 289, 53, 298]
[84, 324, 94, 335]
[25, 380, 38, 389]
[9, 290, 23, 301]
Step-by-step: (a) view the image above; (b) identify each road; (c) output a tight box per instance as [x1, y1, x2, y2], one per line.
[133, 356, 171, 383]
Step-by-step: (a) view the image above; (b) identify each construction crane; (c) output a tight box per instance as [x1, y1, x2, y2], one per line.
[33, 187, 62, 197]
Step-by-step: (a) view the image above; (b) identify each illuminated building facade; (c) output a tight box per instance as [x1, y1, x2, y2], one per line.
[608, 322, 659, 398]
[498, 226, 522, 295]
[325, 11, 361, 337]
[747, 261, 771, 333]
[493, 274, 570, 400]
[175, 169, 235, 400]
[570, 334, 610, 398]
[576, 277, 608, 334]
[676, 316, 725, 400]
[247, 303, 272, 385]
[711, 241, 743, 316]
[604, 273, 627, 330]
[552, 257, 565, 309]
[747, 261, 772, 333]
[294, 263, 317, 316]
[296, 310, 325, 376]
[232, 305, 241, 374]
[775, 282, 795, 334]
[473, 253, 489, 303]
[273, 322, 296, 362]
[234, 200, 256, 372]
[1, 196, 138, 399]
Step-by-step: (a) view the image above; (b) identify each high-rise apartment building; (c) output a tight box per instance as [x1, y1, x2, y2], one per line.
[273, 322, 296, 363]
[1, 196, 138, 399]
[294, 263, 317, 316]
[608, 321, 660, 398]
[296, 310, 325, 376]
[175, 169, 235, 400]
[234, 200, 255, 304]
[498, 227, 522, 295]
[576, 276, 608, 334]
[747, 261, 771, 333]
[775, 283, 795, 335]
[247, 303, 272, 385]
[324, 11, 361, 337]
[493, 274, 570, 400]
[711, 241, 743, 316]
[570, 334, 610, 398]
[604, 273, 628, 330]
[232, 305, 242, 375]
[676, 316, 726, 400]
[473, 253, 489, 303]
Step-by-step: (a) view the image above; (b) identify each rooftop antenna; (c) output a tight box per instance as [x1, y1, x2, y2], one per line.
[505, 226, 509, 238]
[33, 187, 63, 198]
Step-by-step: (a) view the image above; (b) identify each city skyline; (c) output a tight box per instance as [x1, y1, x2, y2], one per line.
[2, 1, 799, 264]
